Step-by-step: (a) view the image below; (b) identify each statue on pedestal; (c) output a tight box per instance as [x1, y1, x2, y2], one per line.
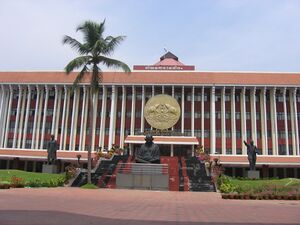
[47, 135, 58, 165]
[243, 140, 259, 170]
[136, 134, 160, 164]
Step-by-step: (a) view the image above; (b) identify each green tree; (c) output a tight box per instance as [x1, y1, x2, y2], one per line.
[63, 20, 130, 184]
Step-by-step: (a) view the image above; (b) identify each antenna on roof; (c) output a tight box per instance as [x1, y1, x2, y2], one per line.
[163, 47, 168, 53]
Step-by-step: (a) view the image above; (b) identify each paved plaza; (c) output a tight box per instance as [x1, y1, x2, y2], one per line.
[0, 188, 299, 225]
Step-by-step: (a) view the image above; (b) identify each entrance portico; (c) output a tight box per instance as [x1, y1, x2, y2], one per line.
[124, 135, 199, 157]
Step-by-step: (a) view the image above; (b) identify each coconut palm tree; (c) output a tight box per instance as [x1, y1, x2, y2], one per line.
[63, 20, 130, 184]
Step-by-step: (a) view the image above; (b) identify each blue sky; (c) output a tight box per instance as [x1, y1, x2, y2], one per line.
[1, 0, 300, 72]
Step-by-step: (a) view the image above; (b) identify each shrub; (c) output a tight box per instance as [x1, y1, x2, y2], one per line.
[219, 182, 237, 193]
[10, 176, 25, 188]
[0, 181, 11, 189]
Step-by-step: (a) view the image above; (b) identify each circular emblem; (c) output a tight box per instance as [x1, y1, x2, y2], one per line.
[144, 94, 181, 130]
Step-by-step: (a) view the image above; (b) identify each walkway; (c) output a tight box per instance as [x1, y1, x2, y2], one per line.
[0, 188, 299, 225]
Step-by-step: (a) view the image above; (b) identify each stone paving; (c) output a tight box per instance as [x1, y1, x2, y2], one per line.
[0, 187, 299, 225]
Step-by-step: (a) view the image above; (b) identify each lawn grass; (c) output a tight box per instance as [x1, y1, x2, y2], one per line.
[0, 169, 65, 183]
[225, 177, 300, 194]
[81, 183, 99, 189]
[229, 178, 300, 188]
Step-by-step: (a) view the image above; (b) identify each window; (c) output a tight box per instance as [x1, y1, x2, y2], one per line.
[246, 112, 251, 120]
[225, 94, 231, 102]
[204, 130, 210, 138]
[195, 94, 201, 101]
[126, 111, 131, 118]
[256, 112, 260, 120]
[204, 111, 210, 119]
[46, 109, 53, 116]
[215, 111, 221, 119]
[184, 112, 191, 118]
[226, 130, 231, 138]
[216, 130, 221, 138]
[194, 129, 201, 137]
[135, 111, 141, 118]
[277, 112, 284, 120]
[215, 94, 221, 102]
[236, 112, 241, 120]
[195, 112, 201, 119]
[186, 93, 192, 101]
[225, 112, 231, 119]
[236, 130, 241, 139]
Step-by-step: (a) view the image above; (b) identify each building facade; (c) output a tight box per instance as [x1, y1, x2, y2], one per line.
[0, 53, 300, 177]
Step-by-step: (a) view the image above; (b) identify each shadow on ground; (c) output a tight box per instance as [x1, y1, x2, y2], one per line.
[0, 210, 292, 225]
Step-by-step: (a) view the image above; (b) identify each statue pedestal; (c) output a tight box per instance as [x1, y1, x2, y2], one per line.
[116, 163, 169, 191]
[247, 170, 260, 179]
[42, 164, 58, 174]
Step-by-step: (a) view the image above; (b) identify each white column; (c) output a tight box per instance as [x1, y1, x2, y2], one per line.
[152, 85, 155, 97]
[17, 87, 27, 148]
[0, 86, 7, 146]
[141, 86, 145, 133]
[79, 86, 87, 151]
[69, 88, 80, 150]
[250, 87, 257, 145]
[51, 85, 59, 135]
[120, 86, 126, 148]
[172, 86, 175, 131]
[191, 86, 195, 136]
[221, 87, 226, 154]
[13, 85, 23, 148]
[282, 88, 289, 155]
[54, 87, 62, 140]
[4, 86, 13, 148]
[260, 87, 268, 155]
[90, 90, 99, 151]
[270, 88, 278, 155]
[2, 89, 10, 147]
[130, 86, 136, 135]
[40, 85, 49, 149]
[181, 86, 185, 134]
[31, 86, 40, 149]
[82, 87, 91, 151]
[99, 86, 107, 150]
[210, 86, 216, 154]
[170, 145, 174, 157]
[290, 88, 299, 155]
[201, 86, 205, 147]
[22, 86, 31, 148]
[231, 87, 236, 155]
[60, 86, 68, 150]
[241, 87, 247, 154]
[62, 86, 71, 150]
[35, 88, 44, 149]
[162, 86, 165, 94]
[108, 85, 116, 150]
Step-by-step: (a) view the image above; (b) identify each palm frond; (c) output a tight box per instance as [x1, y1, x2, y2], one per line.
[71, 65, 89, 92]
[64, 56, 91, 74]
[99, 56, 131, 73]
[77, 20, 105, 48]
[103, 35, 126, 55]
[62, 35, 90, 54]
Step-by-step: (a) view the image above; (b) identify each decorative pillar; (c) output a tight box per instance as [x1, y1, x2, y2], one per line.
[290, 88, 299, 155]
[260, 87, 268, 155]
[130, 86, 136, 135]
[79, 86, 87, 151]
[82, 88, 90, 150]
[35, 87, 44, 149]
[172, 86, 175, 131]
[201, 86, 205, 147]
[22, 86, 31, 148]
[231, 87, 236, 155]
[191, 86, 195, 136]
[221, 87, 226, 154]
[40, 85, 49, 149]
[4, 86, 13, 148]
[31, 86, 40, 149]
[250, 87, 257, 145]
[54, 87, 62, 140]
[108, 85, 116, 150]
[51, 85, 59, 135]
[17, 87, 27, 148]
[270, 88, 278, 155]
[170, 145, 174, 157]
[181, 86, 185, 134]
[13, 85, 23, 148]
[240, 87, 247, 154]
[120, 86, 126, 148]
[60, 86, 68, 150]
[141, 86, 145, 133]
[210, 86, 216, 154]
[99, 86, 107, 150]
[0, 86, 7, 146]
[282, 88, 289, 155]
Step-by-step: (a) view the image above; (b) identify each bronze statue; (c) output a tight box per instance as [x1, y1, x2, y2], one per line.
[243, 140, 259, 170]
[47, 135, 58, 164]
[136, 134, 160, 164]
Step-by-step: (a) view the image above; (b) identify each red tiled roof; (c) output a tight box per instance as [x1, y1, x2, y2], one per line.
[154, 58, 185, 66]
[1, 71, 300, 85]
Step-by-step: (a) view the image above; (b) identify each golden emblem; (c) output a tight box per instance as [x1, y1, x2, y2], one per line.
[144, 94, 181, 130]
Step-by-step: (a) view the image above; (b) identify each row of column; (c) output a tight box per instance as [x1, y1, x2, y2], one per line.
[0, 84, 299, 156]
